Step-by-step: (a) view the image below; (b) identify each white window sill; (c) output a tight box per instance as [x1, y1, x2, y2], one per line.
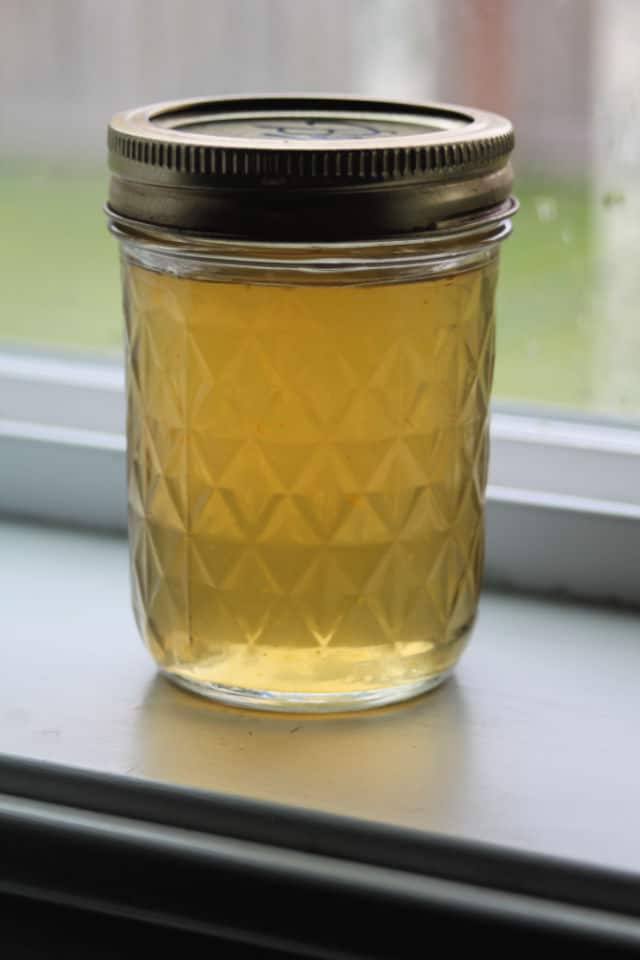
[2, 517, 640, 948]
[1, 517, 639, 869]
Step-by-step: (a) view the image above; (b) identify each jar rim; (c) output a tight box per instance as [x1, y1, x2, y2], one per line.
[106, 196, 518, 254]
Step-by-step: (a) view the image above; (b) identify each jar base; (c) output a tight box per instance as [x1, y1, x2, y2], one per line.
[160, 668, 453, 714]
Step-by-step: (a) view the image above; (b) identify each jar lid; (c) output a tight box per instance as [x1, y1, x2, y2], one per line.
[107, 94, 515, 242]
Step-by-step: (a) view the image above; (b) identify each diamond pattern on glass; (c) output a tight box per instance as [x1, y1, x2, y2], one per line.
[124, 259, 498, 694]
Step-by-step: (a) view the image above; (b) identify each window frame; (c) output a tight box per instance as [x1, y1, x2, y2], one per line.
[2, 350, 639, 608]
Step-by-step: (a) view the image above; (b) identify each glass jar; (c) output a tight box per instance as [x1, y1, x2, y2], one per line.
[107, 95, 516, 712]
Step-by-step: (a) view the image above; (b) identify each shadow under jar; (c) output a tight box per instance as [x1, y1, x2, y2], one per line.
[107, 95, 517, 712]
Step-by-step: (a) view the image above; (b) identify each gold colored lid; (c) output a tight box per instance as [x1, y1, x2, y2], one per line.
[107, 94, 515, 241]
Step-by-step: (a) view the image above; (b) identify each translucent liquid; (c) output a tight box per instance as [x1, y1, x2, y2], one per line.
[124, 258, 497, 703]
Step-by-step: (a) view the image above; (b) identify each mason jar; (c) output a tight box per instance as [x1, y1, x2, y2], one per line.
[106, 95, 516, 712]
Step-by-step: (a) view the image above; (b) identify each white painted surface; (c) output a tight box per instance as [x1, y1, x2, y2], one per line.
[2, 520, 639, 873]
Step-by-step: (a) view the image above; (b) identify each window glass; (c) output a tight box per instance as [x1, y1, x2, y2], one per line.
[1, 0, 638, 415]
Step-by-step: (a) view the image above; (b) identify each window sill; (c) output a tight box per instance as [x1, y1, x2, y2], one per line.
[1, 519, 640, 951]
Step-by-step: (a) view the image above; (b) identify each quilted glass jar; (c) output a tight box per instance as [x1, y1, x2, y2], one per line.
[107, 95, 516, 712]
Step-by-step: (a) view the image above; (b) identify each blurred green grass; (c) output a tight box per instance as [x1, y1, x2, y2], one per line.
[0, 163, 122, 352]
[0, 162, 600, 408]
[496, 175, 597, 408]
